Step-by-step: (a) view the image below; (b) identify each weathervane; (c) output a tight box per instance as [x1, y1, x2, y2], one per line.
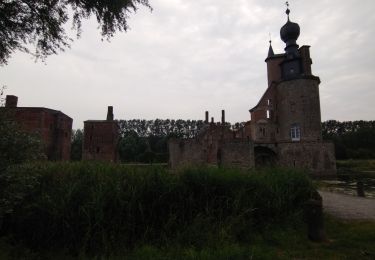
[269, 32, 272, 45]
[285, 1, 290, 20]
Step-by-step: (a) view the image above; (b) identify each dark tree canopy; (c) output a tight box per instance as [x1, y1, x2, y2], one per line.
[322, 120, 375, 159]
[0, 0, 151, 64]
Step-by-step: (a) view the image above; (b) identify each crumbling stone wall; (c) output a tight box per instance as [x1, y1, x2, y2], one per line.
[221, 141, 254, 168]
[277, 142, 336, 176]
[168, 138, 206, 169]
[168, 121, 256, 170]
[83, 120, 119, 162]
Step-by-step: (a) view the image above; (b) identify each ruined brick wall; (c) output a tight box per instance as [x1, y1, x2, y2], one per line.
[83, 121, 119, 162]
[221, 141, 254, 168]
[168, 138, 206, 170]
[1, 107, 72, 161]
[277, 142, 336, 176]
[169, 124, 255, 170]
[55, 113, 73, 160]
[198, 124, 233, 164]
[276, 77, 322, 142]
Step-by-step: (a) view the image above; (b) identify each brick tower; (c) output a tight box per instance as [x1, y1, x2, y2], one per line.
[83, 106, 119, 162]
[248, 4, 336, 175]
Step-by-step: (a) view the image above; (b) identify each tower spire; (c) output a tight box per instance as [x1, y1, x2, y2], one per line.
[267, 33, 274, 58]
[285, 1, 290, 21]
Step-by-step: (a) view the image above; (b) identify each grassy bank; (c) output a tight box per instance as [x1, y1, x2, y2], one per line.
[0, 163, 315, 257]
[1, 216, 374, 259]
[337, 159, 375, 174]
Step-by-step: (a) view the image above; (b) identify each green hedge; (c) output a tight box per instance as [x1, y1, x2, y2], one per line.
[0, 163, 315, 255]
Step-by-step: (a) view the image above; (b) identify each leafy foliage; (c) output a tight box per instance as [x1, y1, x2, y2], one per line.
[118, 119, 206, 139]
[117, 119, 207, 163]
[322, 120, 375, 159]
[0, 0, 151, 64]
[70, 129, 83, 161]
[0, 114, 44, 172]
[0, 163, 315, 255]
[0, 89, 44, 172]
[0, 86, 6, 106]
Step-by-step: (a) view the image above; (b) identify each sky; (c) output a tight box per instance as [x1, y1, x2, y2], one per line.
[1, 0, 375, 129]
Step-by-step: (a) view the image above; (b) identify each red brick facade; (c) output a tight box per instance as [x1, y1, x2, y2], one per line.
[82, 107, 119, 162]
[1, 96, 73, 160]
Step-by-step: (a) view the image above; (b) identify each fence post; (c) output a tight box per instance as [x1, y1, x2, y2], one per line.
[305, 192, 326, 242]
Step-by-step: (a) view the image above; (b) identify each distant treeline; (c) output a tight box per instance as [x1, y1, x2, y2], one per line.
[70, 120, 375, 162]
[322, 120, 375, 160]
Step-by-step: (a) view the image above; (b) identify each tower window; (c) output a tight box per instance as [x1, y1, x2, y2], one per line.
[267, 110, 271, 119]
[259, 127, 266, 137]
[290, 124, 301, 141]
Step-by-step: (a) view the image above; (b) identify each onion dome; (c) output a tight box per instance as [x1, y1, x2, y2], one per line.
[280, 8, 300, 45]
[280, 20, 300, 44]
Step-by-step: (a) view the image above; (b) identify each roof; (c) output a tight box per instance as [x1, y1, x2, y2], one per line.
[249, 83, 276, 112]
[265, 53, 285, 62]
[0, 106, 72, 120]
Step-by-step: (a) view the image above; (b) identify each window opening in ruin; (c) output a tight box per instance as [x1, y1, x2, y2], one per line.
[267, 99, 272, 106]
[267, 110, 270, 119]
[96, 147, 100, 153]
[290, 124, 301, 141]
[263, 128, 266, 137]
[293, 160, 296, 167]
[90, 135, 93, 141]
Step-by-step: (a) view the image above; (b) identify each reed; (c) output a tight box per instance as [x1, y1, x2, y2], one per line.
[0, 162, 315, 255]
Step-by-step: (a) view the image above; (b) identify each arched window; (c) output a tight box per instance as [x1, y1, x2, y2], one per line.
[290, 124, 301, 141]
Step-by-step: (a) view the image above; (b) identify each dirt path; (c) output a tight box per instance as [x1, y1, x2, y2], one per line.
[319, 190, 375, 220]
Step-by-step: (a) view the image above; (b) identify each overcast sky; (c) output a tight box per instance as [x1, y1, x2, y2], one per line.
[1, 0, 374, 129]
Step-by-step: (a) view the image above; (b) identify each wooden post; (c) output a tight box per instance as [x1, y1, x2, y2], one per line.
[305, 192, 326, 242]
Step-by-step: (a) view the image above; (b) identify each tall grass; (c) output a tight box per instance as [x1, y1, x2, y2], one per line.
[0, 162, 315, 255]
[337, 159, 375, 172]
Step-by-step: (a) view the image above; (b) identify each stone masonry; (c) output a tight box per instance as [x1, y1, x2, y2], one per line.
[168, 7, 336, 176]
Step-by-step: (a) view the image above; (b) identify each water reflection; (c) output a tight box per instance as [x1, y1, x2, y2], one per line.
[319, 171, 375, 198]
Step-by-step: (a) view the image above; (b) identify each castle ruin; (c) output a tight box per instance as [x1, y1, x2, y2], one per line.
[0, 95, 72, 160]
[169, 7, 336, 176]
[82, 106, 120, 162]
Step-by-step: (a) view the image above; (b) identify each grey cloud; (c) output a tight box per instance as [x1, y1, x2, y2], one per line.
[0, 0, 374, 128]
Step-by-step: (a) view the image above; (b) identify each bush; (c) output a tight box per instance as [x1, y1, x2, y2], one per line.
[0, 163, 315, 255]
[0, 111, 44, 172]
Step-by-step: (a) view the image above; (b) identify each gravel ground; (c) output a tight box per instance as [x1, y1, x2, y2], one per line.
[319, 190, 375, 220]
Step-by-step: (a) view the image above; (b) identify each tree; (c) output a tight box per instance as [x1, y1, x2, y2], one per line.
[322, 120, 375, 159]
[0, 0, 151, 65]
[0, 86, 6, 106]
[0, 87, 44, 171]
[70, 129, 83, 161]
[0, 112, 44, 172]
